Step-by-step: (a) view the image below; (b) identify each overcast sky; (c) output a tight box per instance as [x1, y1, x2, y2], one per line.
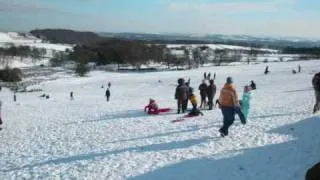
[0, 0, 319, 38]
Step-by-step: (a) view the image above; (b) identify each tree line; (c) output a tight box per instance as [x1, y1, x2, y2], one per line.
[59, 39, 264, 76]
[283, 47, 320, 56]
[0, 45, 47, 66]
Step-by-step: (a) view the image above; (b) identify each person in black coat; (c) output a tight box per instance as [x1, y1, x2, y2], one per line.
[250, 80, 256, 90]
[207, 79, 217, 110]
[306, 162, 320, 180]
[175, 78, 188, 114]
[264, 66, 269, 75]
[312, 72, 320, 113]
[198, 80, 208, 108]
[105, 88, 111, 102]
[207, 73, 211, 80]
[70, 91, 74, 100]
[185, 81, 194, 110]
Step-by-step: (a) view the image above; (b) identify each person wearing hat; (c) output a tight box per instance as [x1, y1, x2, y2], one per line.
[218, 77, 240, 137]
[175, 78, 188, 114]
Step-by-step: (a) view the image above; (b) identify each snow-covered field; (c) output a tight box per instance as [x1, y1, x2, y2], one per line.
[166, 44, 278, 53]
[0, 32, 72, 52]
[0, 59, 319, 179]
[0, 32, 73, 69]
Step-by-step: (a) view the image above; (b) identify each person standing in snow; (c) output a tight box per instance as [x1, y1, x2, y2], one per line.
[204, 72, 207, 80]
[312, 72, 320, 113]
[108, 82, 111, 88]
[175, 78, 188, 114]
[264, 66, 270, 75]
[298, 65, 302, 73]
[218, 77, 240, 137]
[207, 79, 217, 110]
[213, 73, 216, 80]
[185, 81, 193, 110]
[207, 73, 211, 80]
[240, 86, 252, 121]
[198, 80, 208, 108]
[105, 88, 111, 102]
[70, 91, 74, 100]
[0, 100, 2, 129]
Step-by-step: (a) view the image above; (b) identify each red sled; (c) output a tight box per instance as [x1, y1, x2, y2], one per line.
[146, 108, 172, 115]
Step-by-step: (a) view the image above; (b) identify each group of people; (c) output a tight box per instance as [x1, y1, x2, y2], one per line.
[102, 82, 111, 102]
[174, 77, 217, 114]
[218, 77, 254, 137]
[292, 65, 302, 74]
[144, 73, 257, 137]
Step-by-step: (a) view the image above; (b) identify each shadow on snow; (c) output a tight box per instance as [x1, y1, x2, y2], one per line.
[1, 131, 213, 173]
[130, 116, 320, 180]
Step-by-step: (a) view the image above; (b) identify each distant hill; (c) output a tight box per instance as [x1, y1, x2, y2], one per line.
[30, 29, 105, 45]
[99, 32, 320, 49]
[29, 29, 320, 49]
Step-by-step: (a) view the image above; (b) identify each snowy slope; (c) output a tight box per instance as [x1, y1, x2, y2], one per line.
[0, 32, 73, 68]
[0, 60, 319, 180]
[0, 32, 72, 52]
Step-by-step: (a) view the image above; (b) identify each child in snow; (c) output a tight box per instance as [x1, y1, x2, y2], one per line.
[240, 85, 252, 121]
[144, 99, 171, 115]
[105, 88, 110, 102]
[187, 94, 203, 117]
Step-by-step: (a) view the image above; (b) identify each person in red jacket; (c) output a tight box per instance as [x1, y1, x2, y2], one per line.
[144, 99, 171, 115]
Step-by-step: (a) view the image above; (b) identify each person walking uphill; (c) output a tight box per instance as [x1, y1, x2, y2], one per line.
[312, 72, 320, 113]
[175, 78, 188, 114]
[218, 77, 240, 137]
[207, 79, 217, 110]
